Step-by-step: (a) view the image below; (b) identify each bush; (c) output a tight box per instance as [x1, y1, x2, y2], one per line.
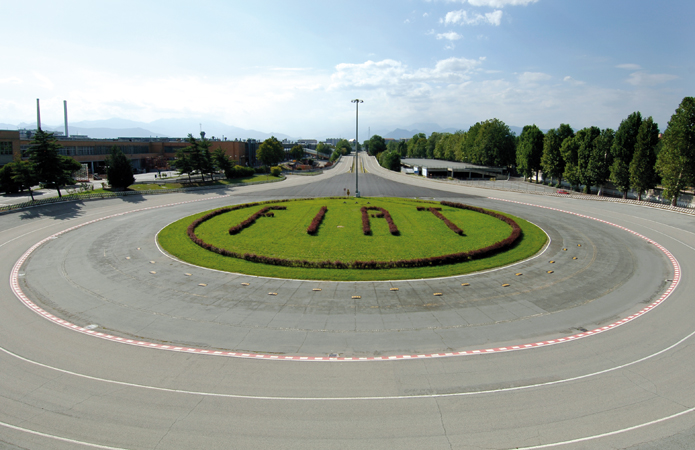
[231, 165, 255, 178]
[270, 166, 282, 177]
[307, 206, 327, 235]
[255, 165, 269, 174]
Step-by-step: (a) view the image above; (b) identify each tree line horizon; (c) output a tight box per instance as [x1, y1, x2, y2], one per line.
[363, 96, 695, 206]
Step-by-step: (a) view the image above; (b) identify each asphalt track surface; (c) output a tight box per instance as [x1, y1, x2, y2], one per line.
[1, 154, 695, 449]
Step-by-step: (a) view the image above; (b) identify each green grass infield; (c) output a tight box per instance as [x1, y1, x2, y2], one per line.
[158, 197, 547, 281]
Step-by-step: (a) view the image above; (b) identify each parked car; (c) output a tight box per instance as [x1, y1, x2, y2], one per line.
[556, 189, 569, 195]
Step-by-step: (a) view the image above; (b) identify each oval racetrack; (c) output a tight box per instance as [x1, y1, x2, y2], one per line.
[2, 154, 695, 450]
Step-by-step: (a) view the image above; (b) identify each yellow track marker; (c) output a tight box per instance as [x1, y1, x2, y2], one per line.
[184, 273, 192, 276]
[352, 295, 361, 299]
[547, 270, 554, 274]
[433, 293, 443, 296]
[149, 271, 156, 274]
[516, 273, 522, 276]
[461, 283, 470, 286]
[502, 284, 510, 287]
[312, 288, 322, 291]
[390, 287, 399, 291]
[199, 283, 207, 287]
[268, 292, 277, 296]
[241, 282, 250, 286]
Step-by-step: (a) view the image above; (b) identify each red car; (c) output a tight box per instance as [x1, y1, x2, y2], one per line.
[556, 189, 570, 195]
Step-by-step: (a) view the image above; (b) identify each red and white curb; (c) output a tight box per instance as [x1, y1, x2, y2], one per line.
[9, 196, 681, 362]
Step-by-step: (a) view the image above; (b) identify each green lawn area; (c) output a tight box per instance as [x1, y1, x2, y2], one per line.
[80, 174, 281, 194]
[158, 197, 548, 281]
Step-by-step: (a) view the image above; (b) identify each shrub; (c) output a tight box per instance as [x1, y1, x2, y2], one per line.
[420, 207, 463, 235]
[307, 206, 327, 235]
[270, 166, 282, 177]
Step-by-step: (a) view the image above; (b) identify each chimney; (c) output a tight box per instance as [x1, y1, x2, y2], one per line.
[64, 100, 69, 137]
[36, 99, 41, 130]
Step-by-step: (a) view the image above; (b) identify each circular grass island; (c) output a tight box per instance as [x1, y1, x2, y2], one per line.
[158, 197, 548, 281]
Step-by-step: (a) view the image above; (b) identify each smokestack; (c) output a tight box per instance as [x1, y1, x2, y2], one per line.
[64, 100, 69, 137]
[36, 98, 41, 130]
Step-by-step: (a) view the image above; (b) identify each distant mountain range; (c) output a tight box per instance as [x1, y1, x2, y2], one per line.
[0, 119, 529, 141]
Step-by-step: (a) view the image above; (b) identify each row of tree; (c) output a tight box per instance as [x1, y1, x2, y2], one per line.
[370, 97, 695, 206]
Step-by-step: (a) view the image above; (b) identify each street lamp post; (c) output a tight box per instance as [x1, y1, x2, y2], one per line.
[351, 99, 363, 197]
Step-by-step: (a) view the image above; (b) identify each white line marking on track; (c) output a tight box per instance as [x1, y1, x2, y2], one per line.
[0, 419, 132, 450]
[2, 324, 695, 401]
[10, 196, 681, 361]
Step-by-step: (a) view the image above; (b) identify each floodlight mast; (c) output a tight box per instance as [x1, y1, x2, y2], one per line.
[351, 99, 363, 197]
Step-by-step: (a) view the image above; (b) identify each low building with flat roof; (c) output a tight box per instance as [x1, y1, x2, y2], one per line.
[0, 130, 255, 173]
[400, 158, 507, 179]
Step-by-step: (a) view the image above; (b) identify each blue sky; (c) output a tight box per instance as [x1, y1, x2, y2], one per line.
[1, 0, 693, 138]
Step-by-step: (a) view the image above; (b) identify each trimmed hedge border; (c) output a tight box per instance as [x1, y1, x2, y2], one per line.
[362, 206, 399, 235]
[229, 206, 286, 235]
[187, 200, 521, 270]
[307, 206, 328, 235]
[419, 206, 464, 235]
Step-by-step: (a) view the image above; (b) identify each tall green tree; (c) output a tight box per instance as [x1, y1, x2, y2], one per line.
[257, 136, 285, 166]
[316, 142, 333, 156]
[172, 148, 194, 182]
[561, 135, 581, 189]
[336, 139, 352, 156]
[26, 129, 80, 198]
[0, 162, 23, 194]
[656, 97, 695, 206]
[629, 117, 660, 201]
[12, 160, 39, 201]
[611, 112, 643, 198]
[516, 125, 545, 181]
[575, 126, 602, 192]
[407, 133, 427, 158]
[588, 128, 614, 195]
[182, 133, 205, 181]
[368, 135, 387, 156]
[378, 150, 401, 171]
[104, 146, 135, 189]
[289, 144, 305, 161]
[212, 147, 235, 178]
[198, 132, 215, 181]
[426, 132, 442, 159]
[469, 119, 516, 168]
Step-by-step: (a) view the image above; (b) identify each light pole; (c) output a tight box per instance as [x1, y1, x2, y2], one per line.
[351, 99, 363, 197]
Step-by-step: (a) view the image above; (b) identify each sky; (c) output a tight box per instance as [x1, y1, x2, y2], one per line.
[1, 0, 693, 138]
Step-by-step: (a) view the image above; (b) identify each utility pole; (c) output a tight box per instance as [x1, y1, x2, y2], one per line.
[351, 99, 363, 197]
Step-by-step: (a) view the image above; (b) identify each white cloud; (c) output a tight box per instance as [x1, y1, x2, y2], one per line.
[329, 57, 484, 92]
[518, 72, 551, 84]
[616, 63, 642, 70]
[563, 76, 585, 86]
[404, 18, 411, 24]
[626, 71, 678, 86]
[423, 12, 429, 17]
[444, 9, 503, 26]
[436, 31, 463, 40]
[0, 77, 22, 84]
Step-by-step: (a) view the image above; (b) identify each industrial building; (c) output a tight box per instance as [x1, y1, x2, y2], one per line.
[0, 129, 258, 174]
